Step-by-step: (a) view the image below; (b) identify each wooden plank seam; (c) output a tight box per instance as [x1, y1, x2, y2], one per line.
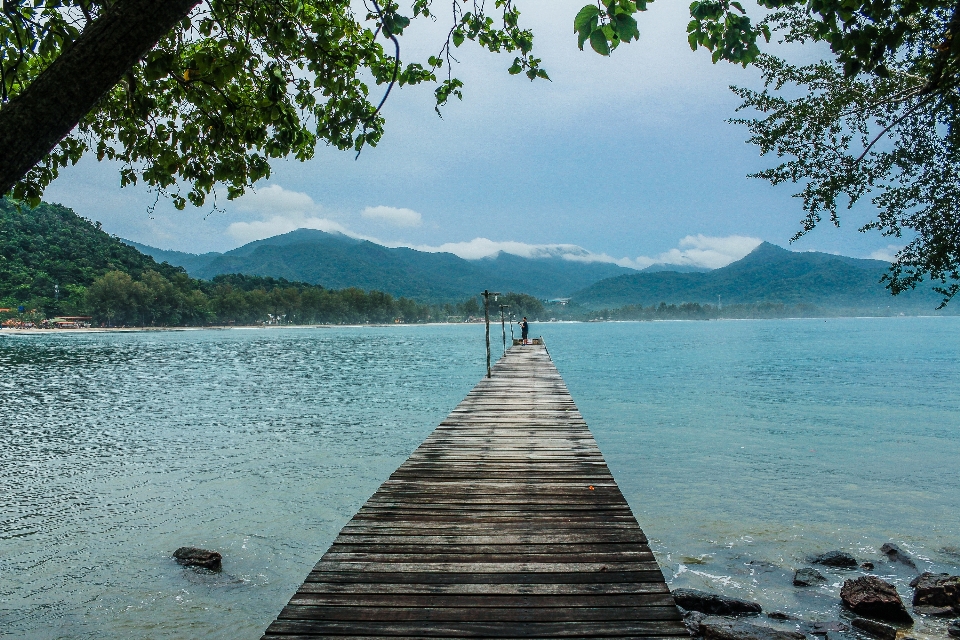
[262, 344, 687, 639]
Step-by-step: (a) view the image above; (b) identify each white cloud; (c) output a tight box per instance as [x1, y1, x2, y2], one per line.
[648, 234, 762, 269]
[868, 245, 901, 262]
[362, 205, 423, 227]
[227, 185, 361, 244]
[224, 188, 760, 270]
[409, 238, 598, 261]
[406, 234, 761, 270]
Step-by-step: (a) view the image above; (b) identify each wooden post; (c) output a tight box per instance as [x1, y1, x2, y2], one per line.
[483, 290, 491, 378]
[481, 290, 501, 378]
[499, 304, 510, 357]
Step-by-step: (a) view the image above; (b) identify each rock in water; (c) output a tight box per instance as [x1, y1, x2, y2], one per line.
[910, 572, 960, 613]
[948, 619, 960, 638]
[794, 568, 827, 586]
[797, 620, 849, 635]
[840, 576, 913, 623]
[767, 612, 795, 621]
[173, 547, 222, 571]
[880, 543, 917, 569]
[851, 618, 897, 640]
[672, 588, 763, 615]
[698, 616, 805, 640]
[681, 608, 708, 636]
[913, 605, 955, 616]
[811, 551, 858, 568]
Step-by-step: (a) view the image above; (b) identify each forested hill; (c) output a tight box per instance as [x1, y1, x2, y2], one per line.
[130, 228, 637, 300]
[574, 242, 946, 311]
[0, 200, 502, 326]
[0, 198, 184, 309]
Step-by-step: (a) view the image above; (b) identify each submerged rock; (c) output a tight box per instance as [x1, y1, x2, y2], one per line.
[914, 605, 955, 616]
[767, 612, 795, 621]
[880, 543, 917, 569]
[794, 567, 827, 586]
[811, 551, 858, 568]
[672, 588, 763, 616]
[851, 617, 897, 640]
[698, 616, 804, 640]
[173, 547, 222, 571]
[948, 619, 960, 638]
[861, 562, 875, 571]
[797, 620, 849, 636]
[680, 608, 708, 636]
[910, 572, 960, 613]
[840, 576, 912, 624]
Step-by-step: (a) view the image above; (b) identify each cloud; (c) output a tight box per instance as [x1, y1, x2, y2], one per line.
[227, 185, 360, 244]
[868, 245, 901, 262]
[649, 234, 762, 269]
[224, 188, 760, 270]
[362, 205, 423, 227]
[409, 238, 599, 261]
[407, 234, 761, 270]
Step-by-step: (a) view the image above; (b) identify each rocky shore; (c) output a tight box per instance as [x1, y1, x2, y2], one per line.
[673, 544, 960, 640]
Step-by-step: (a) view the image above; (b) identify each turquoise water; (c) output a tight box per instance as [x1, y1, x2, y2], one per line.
[1, 319, 958, 638]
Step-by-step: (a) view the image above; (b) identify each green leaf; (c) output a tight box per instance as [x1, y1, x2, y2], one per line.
[614, 13, 639, 43]
[574, 4, 600, 33]
[577, 22, 595, 50]
[590, 29, 610, 55]
[452, 30, 464, 47]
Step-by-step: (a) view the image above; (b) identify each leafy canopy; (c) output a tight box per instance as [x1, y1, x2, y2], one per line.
[5, 0, 960, 303]
[1, 0, 546, 209]
[577, 0, 960, 304]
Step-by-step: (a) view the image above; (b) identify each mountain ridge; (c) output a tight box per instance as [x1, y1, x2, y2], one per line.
[129, 229, 639, 300]
[574, 241, 941, 310]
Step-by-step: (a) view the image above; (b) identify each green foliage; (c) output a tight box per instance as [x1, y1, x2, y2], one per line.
[0, 197, 184, 314]
[85, 269, 210, 325]
[2, 0, 547, 208]
[0, 199, 458, 325]
[496, 291, 545, 320]
[731, 4, 960, 305]
[574, 1, 645, 56]
[573, 1, 960, 304]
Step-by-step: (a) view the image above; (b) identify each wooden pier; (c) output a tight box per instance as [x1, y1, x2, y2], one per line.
[262, 344, 687, 639]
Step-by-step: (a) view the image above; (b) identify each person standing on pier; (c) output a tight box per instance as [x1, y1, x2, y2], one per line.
[520, 317, 529, 345]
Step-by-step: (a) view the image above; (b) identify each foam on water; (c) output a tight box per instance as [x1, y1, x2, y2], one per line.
[1, 318, 958, 638]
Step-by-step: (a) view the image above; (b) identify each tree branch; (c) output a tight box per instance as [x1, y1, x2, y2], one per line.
[0, 0, 201, 195]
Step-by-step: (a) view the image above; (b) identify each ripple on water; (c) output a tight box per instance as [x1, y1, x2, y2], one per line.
[2, 319, 959, 639]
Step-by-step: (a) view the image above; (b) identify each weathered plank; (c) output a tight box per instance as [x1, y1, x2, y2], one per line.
[262, 344, 686, 638]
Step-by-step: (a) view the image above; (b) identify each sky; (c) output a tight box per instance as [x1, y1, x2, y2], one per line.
[43, 1, 902, 269]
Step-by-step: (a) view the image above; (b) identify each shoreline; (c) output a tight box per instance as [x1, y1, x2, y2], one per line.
[1, 315, 958, 335]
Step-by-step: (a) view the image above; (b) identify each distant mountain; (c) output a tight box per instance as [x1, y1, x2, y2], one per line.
[1, 199, 184, 308]
[132, 229, 637, 300]
[574, 241, 945, 311]
[641, 263, 712, 274]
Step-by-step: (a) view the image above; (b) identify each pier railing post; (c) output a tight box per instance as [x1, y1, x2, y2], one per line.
[499, 304, 509, 357]
[483, 290, 491, 378]
[481, 290, 500, 378]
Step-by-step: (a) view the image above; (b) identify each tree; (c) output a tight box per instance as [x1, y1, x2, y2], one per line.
[0, 0, 544, 206]
[4, 1, 960, 302]
[577, 1, 960, 304]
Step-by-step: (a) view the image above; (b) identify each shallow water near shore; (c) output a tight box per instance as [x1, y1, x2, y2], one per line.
[1, 318, 958, 639]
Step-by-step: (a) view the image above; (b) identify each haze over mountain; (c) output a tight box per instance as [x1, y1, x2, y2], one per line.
[129, 229, 637, 301]
[574, 242, 945, 311]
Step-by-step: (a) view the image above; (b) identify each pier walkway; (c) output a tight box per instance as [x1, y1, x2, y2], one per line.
[262, 344, 687, 638]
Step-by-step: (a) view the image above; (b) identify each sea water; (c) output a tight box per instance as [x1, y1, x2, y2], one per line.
[0, 319, 958, 639]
